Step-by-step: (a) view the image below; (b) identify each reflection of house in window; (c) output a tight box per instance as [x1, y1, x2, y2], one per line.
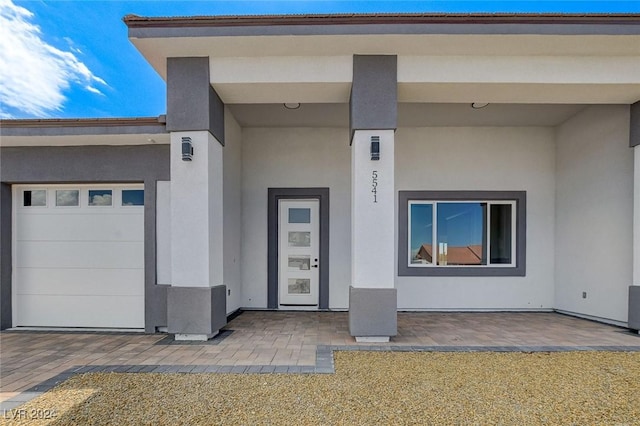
[416, 244, 483, 266]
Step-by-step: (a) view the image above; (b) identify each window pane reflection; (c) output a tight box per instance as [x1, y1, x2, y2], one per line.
[56, 190, 79, 207]
[437, 203, 486, 266]
[410, 203, 433, 264]
[88, 190, 112, 206]
[122, 189, 144, 206]
[23, 190, 46, 207]
[490, 204, 512, 264]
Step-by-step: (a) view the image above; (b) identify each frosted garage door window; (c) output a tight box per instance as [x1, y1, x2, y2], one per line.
[56, 190, 79, 207]
[23, 190, 46, 207]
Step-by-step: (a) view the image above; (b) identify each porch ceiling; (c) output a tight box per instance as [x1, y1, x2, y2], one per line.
[228, 102, 586, 128]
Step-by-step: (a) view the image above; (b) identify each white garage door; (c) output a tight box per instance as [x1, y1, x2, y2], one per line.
[14, 184, 144, 328]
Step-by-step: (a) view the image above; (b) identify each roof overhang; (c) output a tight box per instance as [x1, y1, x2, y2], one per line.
[124, 13, 640, 106]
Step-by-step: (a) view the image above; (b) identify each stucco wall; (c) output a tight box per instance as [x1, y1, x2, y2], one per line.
[241, 126, 556, 311]
[223, 109, 243, 313]
[394, 127, 556, 310]
[555, 105, 633, 324]
[241, 127, 352, 309]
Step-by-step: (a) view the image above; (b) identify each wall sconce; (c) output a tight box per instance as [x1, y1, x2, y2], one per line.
[181, 137, 193, 161]
[370, 136, 380, 161]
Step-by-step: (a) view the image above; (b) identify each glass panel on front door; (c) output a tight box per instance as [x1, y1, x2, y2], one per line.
[278, 199, 319, 308]
[288, 232, 311, 247]
[288, 208, 311, 223]
[289, 256, 310, 270]
[288, 279, 311, 294]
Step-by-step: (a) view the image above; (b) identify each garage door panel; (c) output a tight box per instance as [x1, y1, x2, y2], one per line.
[16, 268, 144, 297]
[17, 241, 144, 269]
[16, 295, 144, 328]
[15, 185, 145, 329]
[17, 214, 144, 242]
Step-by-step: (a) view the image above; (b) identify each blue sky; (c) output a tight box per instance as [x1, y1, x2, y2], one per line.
[1, 1, 639, 119]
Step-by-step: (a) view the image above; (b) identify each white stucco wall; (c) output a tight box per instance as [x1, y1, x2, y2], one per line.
[241, 125, 556, 311]
[224, 109, 243, 314]
[156, 180, 171, 285]
[351, 130, 395, 289]
[241, 127, 352, 309]
[555, 105, 633, 324]
[170, 131, 223, 288]
[395, 127, 557, 310]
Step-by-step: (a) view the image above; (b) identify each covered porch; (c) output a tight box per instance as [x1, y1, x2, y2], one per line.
[133, 14, 640, 341]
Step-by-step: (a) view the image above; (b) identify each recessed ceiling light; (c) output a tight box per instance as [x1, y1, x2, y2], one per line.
[471, 102, 489, 109]
[284, 103, 301, 110]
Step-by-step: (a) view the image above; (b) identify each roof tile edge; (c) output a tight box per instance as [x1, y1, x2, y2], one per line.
[123, 13, 640, 28]
[0, 117, 165, 128]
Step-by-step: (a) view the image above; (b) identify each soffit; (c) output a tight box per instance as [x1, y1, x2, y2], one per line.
[228, 103, 586, 128]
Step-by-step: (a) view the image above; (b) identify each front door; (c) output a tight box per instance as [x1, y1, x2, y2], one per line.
[278, 199, 319, 308]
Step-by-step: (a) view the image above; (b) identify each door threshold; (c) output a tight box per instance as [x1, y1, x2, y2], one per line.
[278, 305, 319, 311]
[279, 304, 318, 307]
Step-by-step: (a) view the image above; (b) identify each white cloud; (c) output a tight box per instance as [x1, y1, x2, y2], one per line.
[0, 0, 107, 117]
[63, 36, 83, 54]
[85, 85, 104, 96]
[90, 194, 112, 206]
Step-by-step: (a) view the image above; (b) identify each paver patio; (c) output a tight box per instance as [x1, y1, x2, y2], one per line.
[2, 311, 640, 410]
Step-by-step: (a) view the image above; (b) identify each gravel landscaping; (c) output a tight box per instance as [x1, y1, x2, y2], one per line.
[3, 351, 639, 425]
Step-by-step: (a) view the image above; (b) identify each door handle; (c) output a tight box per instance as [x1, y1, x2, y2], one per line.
[311, 264, 319, 268]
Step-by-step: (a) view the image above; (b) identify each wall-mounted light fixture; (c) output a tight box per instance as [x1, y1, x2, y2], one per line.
[370, 135, 380, 161]
[181, 137, 193, 161]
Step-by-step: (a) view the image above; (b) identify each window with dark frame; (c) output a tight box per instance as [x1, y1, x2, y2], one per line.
[399, 191, 526, 277]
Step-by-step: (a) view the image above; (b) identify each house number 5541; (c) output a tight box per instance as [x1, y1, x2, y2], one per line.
[372, 171, 378, 203]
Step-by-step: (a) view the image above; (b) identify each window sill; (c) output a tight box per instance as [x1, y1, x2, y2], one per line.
[399, 265, 525, 277]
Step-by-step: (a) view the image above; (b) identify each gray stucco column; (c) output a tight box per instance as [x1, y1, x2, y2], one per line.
[629, 102, 640, 331]
[0, 184, 11, 330]
[348, 55, 398, 342]
[166, 57, 227, 340]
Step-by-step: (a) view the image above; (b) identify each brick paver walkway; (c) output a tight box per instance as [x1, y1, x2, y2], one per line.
[2, 311, 639, 410]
